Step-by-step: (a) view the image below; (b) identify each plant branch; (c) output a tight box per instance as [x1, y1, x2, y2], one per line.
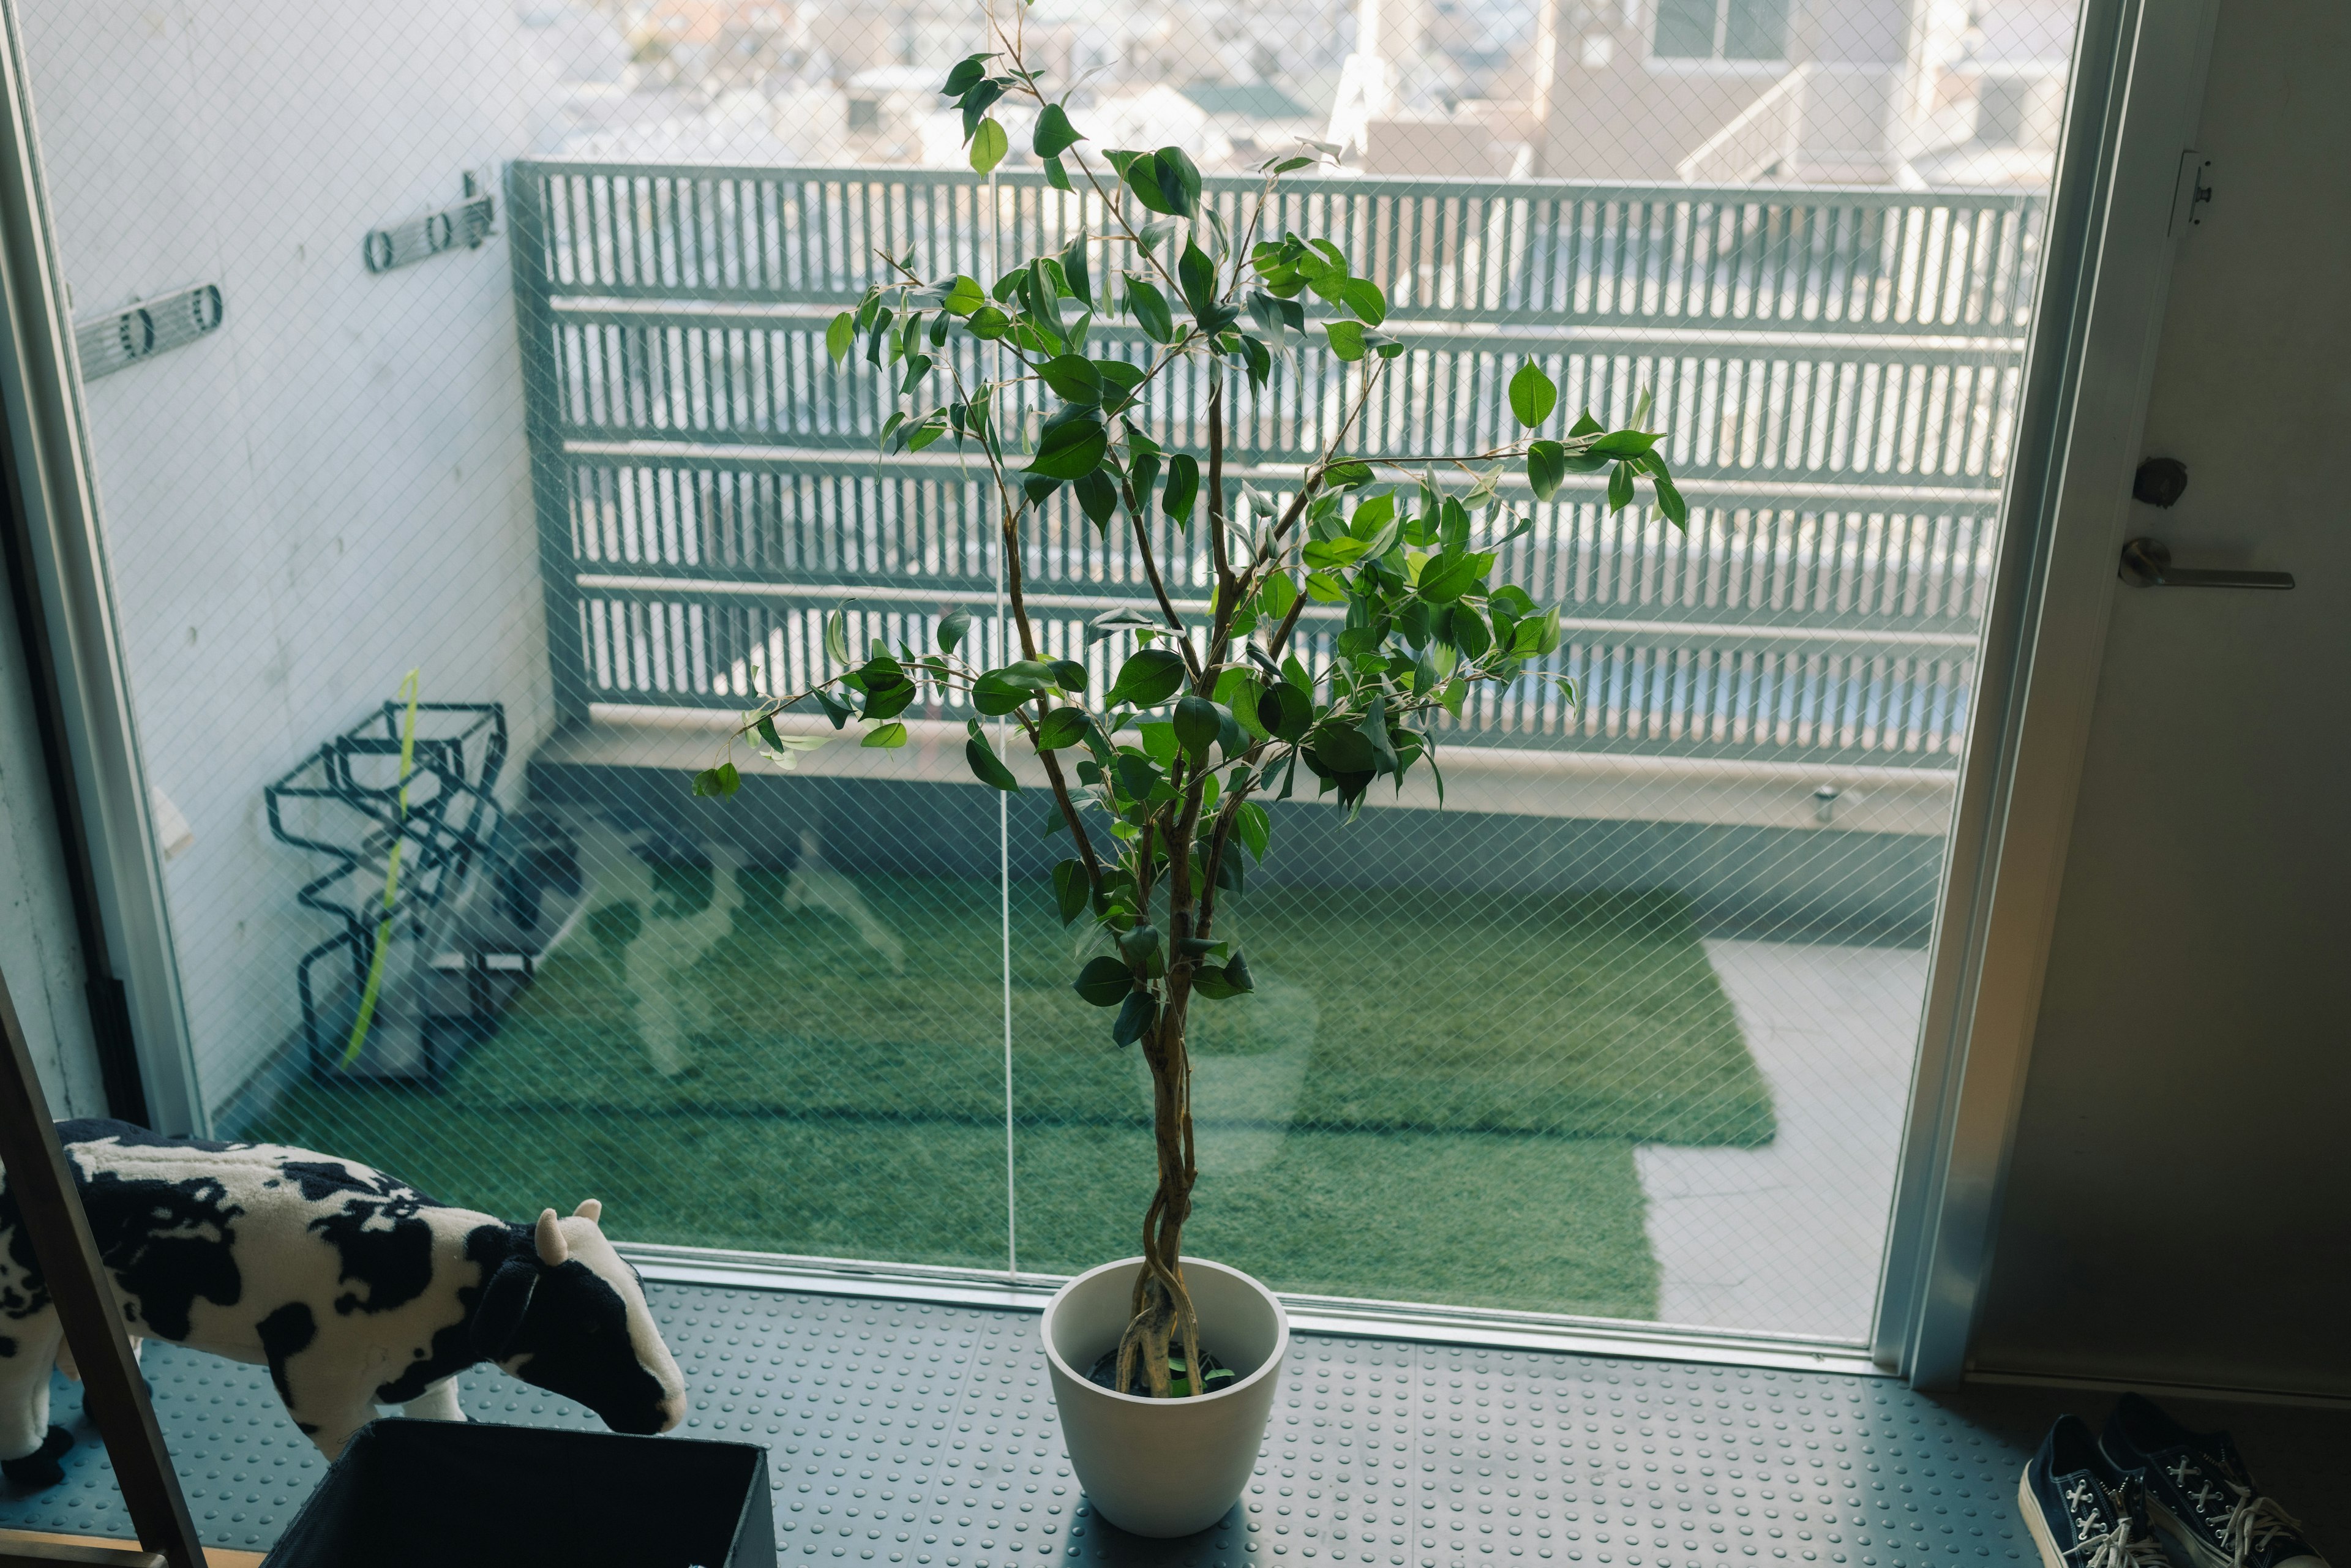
[1117, 475, 1204, 679]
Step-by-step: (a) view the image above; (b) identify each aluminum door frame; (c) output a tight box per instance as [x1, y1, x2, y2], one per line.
[0, 0, 203, 1133]
[1872, 0, 2221, 1386]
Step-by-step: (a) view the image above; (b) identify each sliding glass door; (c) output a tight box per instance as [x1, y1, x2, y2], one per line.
[13, 0, 2093, 1345]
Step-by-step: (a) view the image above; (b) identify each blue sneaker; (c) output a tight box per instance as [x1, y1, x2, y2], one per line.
[2101, 1392, 2328, 1568]
[2019, 1415, 2170, 1568]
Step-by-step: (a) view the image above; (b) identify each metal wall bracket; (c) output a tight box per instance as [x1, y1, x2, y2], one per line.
[71, 283, 223, 381]
[364, 174, 495, 274]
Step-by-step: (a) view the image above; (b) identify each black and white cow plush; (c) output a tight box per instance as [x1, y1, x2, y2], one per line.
[0, 1120, 687, 1485]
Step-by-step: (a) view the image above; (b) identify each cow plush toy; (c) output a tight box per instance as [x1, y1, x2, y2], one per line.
[0, 1120, 687, 1486]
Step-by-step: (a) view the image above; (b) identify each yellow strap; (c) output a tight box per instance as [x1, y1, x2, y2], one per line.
[340, 670, 422, 1068]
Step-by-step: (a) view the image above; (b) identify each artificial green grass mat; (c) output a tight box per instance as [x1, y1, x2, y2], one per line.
[238, 870, 1764, 1322]
[454, 876, 1775, 1147]
[242, 1095, 1659, 1319]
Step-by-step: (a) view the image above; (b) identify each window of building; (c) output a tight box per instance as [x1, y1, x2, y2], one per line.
[1653, 0, 1791, 61]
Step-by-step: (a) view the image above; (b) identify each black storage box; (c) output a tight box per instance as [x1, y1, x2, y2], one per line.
[260, 1419, 772, 1568]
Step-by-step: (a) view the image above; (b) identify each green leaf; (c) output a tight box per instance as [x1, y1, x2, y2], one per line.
[1033, 102, 1082, 157]
[942, 275, 985, 316]
[1324, 320, 1368, 361]
[1087, 606, 1162, 644]
[1256, 681, 1313, 740]
[1302, 535, 1371, 570]
[1161, 454, 1199, 524]
[1035, 707, 1092, 749]
[1073, 468, 1118, 530]
[691, 762, 741, 798]
[1591, 429, 1663, 458]
[1126, 278, 1174, 343]
[937, 607, 971, 655]
[1258, 569, 1299, 622]
[1322, 460, 1373, 489]
[972, 671, 1039, 715]
[1073, 955, 1135, 1007]
[1115, 923, 1164, 972]
[1049, 658, 1089, 692]
[1026, 413, 1108, 480]
[1153, 146, 1202, 216]
[1223, 951, 1255, 994]
[825, 311, 855, 364]
[1111, 988, 1157, 1046]
[1122, 151, 1172, 213]
[966, 305, 1011, 340]
[814, 687, 853, 729]
[942, 53, 991, 96]
[1093, 359, 1144, 414]
[1234, 799, 1271, 861]
[863, 721, 908, 748]
[1508, 361, 1558, 430]
[959, 79, 1007, 138]
[965, 723, 1021, 790]
[1042, 153, 1071, 191]
[1415, 550, 1494, 605]
[1608, 460, 1635, 512]
[1178, 241, 1219, 320]
[1512, 607, 1562, 658]
[823, 606, 850, 666]
[1190, 966, 1242, 1000]
[1444, 602, 1493, 659]
[860, 671, 917, 721]
[1308, 719, 1374, 775]
[1052, 859, 1090, 925]
[1339, 277, 1387, 325]
[1038, 354, 1103, 404]
[1654, 470, 1689, 528]
[1526, 440, 1567, 502]
[1111, 647, 1188, 707]
[1173, 694, 1221, 762]
[969, 116, 1009, 174]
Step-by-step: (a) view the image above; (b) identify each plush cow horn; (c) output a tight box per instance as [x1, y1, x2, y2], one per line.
[534, 1208, 569, 1266]
[572, 1199, 603, 1223]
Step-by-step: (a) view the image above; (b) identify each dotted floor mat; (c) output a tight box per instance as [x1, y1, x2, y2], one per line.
[2, 1280, 2342, 1566]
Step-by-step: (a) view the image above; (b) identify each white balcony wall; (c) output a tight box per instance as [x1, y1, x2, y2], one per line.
[18, 0, 553, 1120]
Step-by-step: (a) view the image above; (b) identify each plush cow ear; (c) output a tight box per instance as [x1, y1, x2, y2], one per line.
[534, 1207, 568, 1266]
[572, 1199, 603, 1223]
[472, 1257, 538, 1359]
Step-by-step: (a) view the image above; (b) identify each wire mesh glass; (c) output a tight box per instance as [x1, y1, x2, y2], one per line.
[20, 0, 2083, 1342]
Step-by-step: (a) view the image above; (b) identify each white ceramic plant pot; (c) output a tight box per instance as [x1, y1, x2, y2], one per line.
[1039, 1256, 1289, 1538]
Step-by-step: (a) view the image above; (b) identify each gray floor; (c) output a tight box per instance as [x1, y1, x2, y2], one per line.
[1638, 940, 1928, 1342]
[1, 1281, 2343, 1566]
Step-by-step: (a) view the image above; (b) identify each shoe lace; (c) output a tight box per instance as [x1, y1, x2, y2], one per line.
[2064, 1515, 2169, 1568]
[2218, 1480, 2304, 1568]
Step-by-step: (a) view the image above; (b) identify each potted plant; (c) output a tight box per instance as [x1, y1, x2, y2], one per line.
[694, 5, 1684, 1536]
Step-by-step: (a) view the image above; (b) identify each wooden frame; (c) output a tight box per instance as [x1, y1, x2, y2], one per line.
[0, 965, 206, 1568]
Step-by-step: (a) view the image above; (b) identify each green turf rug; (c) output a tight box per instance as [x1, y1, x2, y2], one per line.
[242, 870, 1769, 1322]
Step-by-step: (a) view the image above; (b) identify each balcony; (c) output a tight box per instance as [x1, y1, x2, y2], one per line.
[137, 163, 2033, 1351]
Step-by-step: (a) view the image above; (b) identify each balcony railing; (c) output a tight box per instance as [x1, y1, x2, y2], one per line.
[508, 162, 2040, 773]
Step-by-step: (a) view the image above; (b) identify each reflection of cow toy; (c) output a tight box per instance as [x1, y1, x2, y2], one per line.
[0, 1121, 686, 1486]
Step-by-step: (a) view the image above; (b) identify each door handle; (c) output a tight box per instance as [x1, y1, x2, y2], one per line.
[2119, 538, 2294, 590]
